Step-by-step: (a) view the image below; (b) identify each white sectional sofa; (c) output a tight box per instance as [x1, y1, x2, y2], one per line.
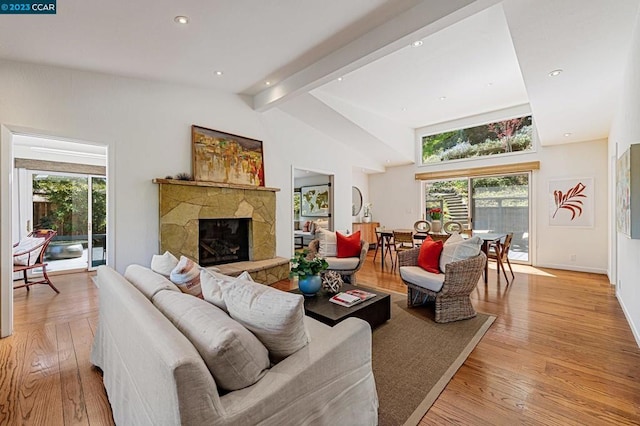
[91, 265, 378, 425]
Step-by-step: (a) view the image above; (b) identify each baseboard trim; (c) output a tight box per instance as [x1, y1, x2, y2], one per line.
[534, 263, 607, 275]
[617, 292, 640, 348]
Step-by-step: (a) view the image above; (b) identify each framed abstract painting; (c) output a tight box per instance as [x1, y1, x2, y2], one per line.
[192, 125, 265, 186]
[617, 144, 640, 238]
[548, 177, 594, 227]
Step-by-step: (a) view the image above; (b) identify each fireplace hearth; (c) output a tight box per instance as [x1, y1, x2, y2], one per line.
[199, 218, 250, 267]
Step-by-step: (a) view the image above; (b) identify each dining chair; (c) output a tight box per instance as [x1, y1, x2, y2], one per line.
[391, 230, 414, 271]
[373, 226, 394, 265]
[13, 229, 59, 293]
[443, 221, 463, 234]
[488, 232, 515, 283]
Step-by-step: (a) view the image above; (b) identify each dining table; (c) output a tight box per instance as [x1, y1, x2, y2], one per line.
[473, 232, 507, 284]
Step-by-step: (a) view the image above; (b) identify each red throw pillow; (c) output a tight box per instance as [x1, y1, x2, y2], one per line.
[417, 237, 443, 274]
[336, 231, 361, 258]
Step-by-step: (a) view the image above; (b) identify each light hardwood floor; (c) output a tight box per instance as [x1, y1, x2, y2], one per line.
[2, 254, 639, 425]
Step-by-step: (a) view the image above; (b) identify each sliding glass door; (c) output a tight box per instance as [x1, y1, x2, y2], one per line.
[424, 172, 530, 263]
[471, 174, 529, 262]
[30, 171, 107, 272]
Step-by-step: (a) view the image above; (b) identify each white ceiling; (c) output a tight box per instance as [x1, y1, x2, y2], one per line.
[1, 0, 638, 171]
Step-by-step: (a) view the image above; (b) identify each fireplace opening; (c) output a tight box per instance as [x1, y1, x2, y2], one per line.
[199, 218, 251, 266]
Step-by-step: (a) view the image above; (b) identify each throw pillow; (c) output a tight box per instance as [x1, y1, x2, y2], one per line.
[223, 279, 310, 361]
[336, 231, 361, 258]
[13, 236, 45, 266]
[309, 221, 316, 234]
[201, 270, 255, 312]
[417, 237, 443, 274]
[302, 221, 310, 232]
[439, 233, 483, 273]
[316, 227, 337, 257]
[124, 264, 180, 300]
[153, 290, 270, 391]
[169, 256, 203, 298]
[150, 251, 179, 277]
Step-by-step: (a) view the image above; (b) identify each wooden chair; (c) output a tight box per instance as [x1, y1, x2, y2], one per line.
[373, 227, 393, 266]
[13, 229, 59, 293]
[398, 248, 486, 323]
[488, 233, 515, 284]
[391, 230, 414, 271]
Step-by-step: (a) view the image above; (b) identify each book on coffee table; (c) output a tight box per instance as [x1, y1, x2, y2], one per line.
[330, 289, 377, 307]
[330, 292, 363, 307]
[345, 289, 376, 301]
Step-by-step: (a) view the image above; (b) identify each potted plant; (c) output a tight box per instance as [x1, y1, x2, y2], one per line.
[362, 202, 373, 223]
[429, 207, 443, 233]
[290, 250, 329, 296]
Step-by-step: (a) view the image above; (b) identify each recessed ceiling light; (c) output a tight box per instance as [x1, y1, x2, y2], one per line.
[337, 77, 343, 82]
[411, 40, 423, 47]
[214, 70, 223, 76]
[564, 132, 572, 137]
[401, 107, 407, 112]
[439, 96, 447, 101]
[174, 16, 189, 24]
[548, 69, 563, 77]
[265, 81, 271, 86]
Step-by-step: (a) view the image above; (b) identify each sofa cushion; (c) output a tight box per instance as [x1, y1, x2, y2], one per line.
[223, 279, 310, 361]
[325, 256, 360, 270]
[13, 236, 45, 266]
[201, 270, 254, 312]
[150, 251, 179, 277]
[316, 227, 337, 257]
[439, 233, 483, 273]
[336, 231, 361, 258]
[400, 266, 445, 292]
[168, 256, 204, 298]
[417, 237, 443, 274]
[124, 264, 180, 300]
[153, 290, 270, 391]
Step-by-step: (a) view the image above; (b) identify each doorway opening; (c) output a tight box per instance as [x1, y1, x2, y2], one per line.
[13, 134, 108, 274]
[292, 168, 334, 253]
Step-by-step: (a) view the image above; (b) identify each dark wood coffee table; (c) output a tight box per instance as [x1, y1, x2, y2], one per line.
[291, 284, 391, 329]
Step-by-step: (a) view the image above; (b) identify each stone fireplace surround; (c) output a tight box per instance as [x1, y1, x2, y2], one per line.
[153, 179, 289, 284]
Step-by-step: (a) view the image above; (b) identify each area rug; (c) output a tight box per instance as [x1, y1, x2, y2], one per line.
[371, 293, 495, 426]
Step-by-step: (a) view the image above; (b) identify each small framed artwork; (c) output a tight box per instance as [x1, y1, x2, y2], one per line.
[548, 177, 594, 227]
[192, 125, 265, 186]
[301, 184, 330, 217]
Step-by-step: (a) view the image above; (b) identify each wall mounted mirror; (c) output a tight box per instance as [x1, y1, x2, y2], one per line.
[352, 186, 363, 216]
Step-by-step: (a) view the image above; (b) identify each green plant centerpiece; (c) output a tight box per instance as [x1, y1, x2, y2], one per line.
[290, 250, 328, 297]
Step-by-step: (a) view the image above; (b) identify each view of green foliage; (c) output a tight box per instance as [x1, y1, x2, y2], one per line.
[293, 191, 301, 220]
[33, 176, 106, 236]
[422, 116, 533, 163]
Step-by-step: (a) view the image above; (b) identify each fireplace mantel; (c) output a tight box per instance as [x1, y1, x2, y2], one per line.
[153, 178, 280, 192]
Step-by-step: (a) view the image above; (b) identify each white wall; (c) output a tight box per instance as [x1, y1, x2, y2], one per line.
[369, 138, 609, 274]
[609, 9, 640, 344]
[0, 59, 364, 275]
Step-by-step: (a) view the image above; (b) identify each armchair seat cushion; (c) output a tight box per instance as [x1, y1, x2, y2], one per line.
[325, 256, 360, 270]
[399, 266, 445, 292]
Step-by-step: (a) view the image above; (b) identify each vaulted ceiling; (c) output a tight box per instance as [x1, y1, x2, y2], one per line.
[1, 0, 638, 172]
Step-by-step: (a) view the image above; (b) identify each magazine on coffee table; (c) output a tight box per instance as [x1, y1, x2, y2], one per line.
[345, 289, 376, 301]
[330, 289, 377, 307]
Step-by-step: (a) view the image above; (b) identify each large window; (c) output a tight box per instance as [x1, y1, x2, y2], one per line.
[421, 115, 533, 164]
[425, 173, 530, 262]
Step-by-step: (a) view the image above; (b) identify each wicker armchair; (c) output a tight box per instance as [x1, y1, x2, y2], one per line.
[308, 239, 369, 285]
[398, 248, 486, 323]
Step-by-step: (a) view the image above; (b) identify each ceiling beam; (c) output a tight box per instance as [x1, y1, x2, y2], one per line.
[253, 0, 502, 112]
